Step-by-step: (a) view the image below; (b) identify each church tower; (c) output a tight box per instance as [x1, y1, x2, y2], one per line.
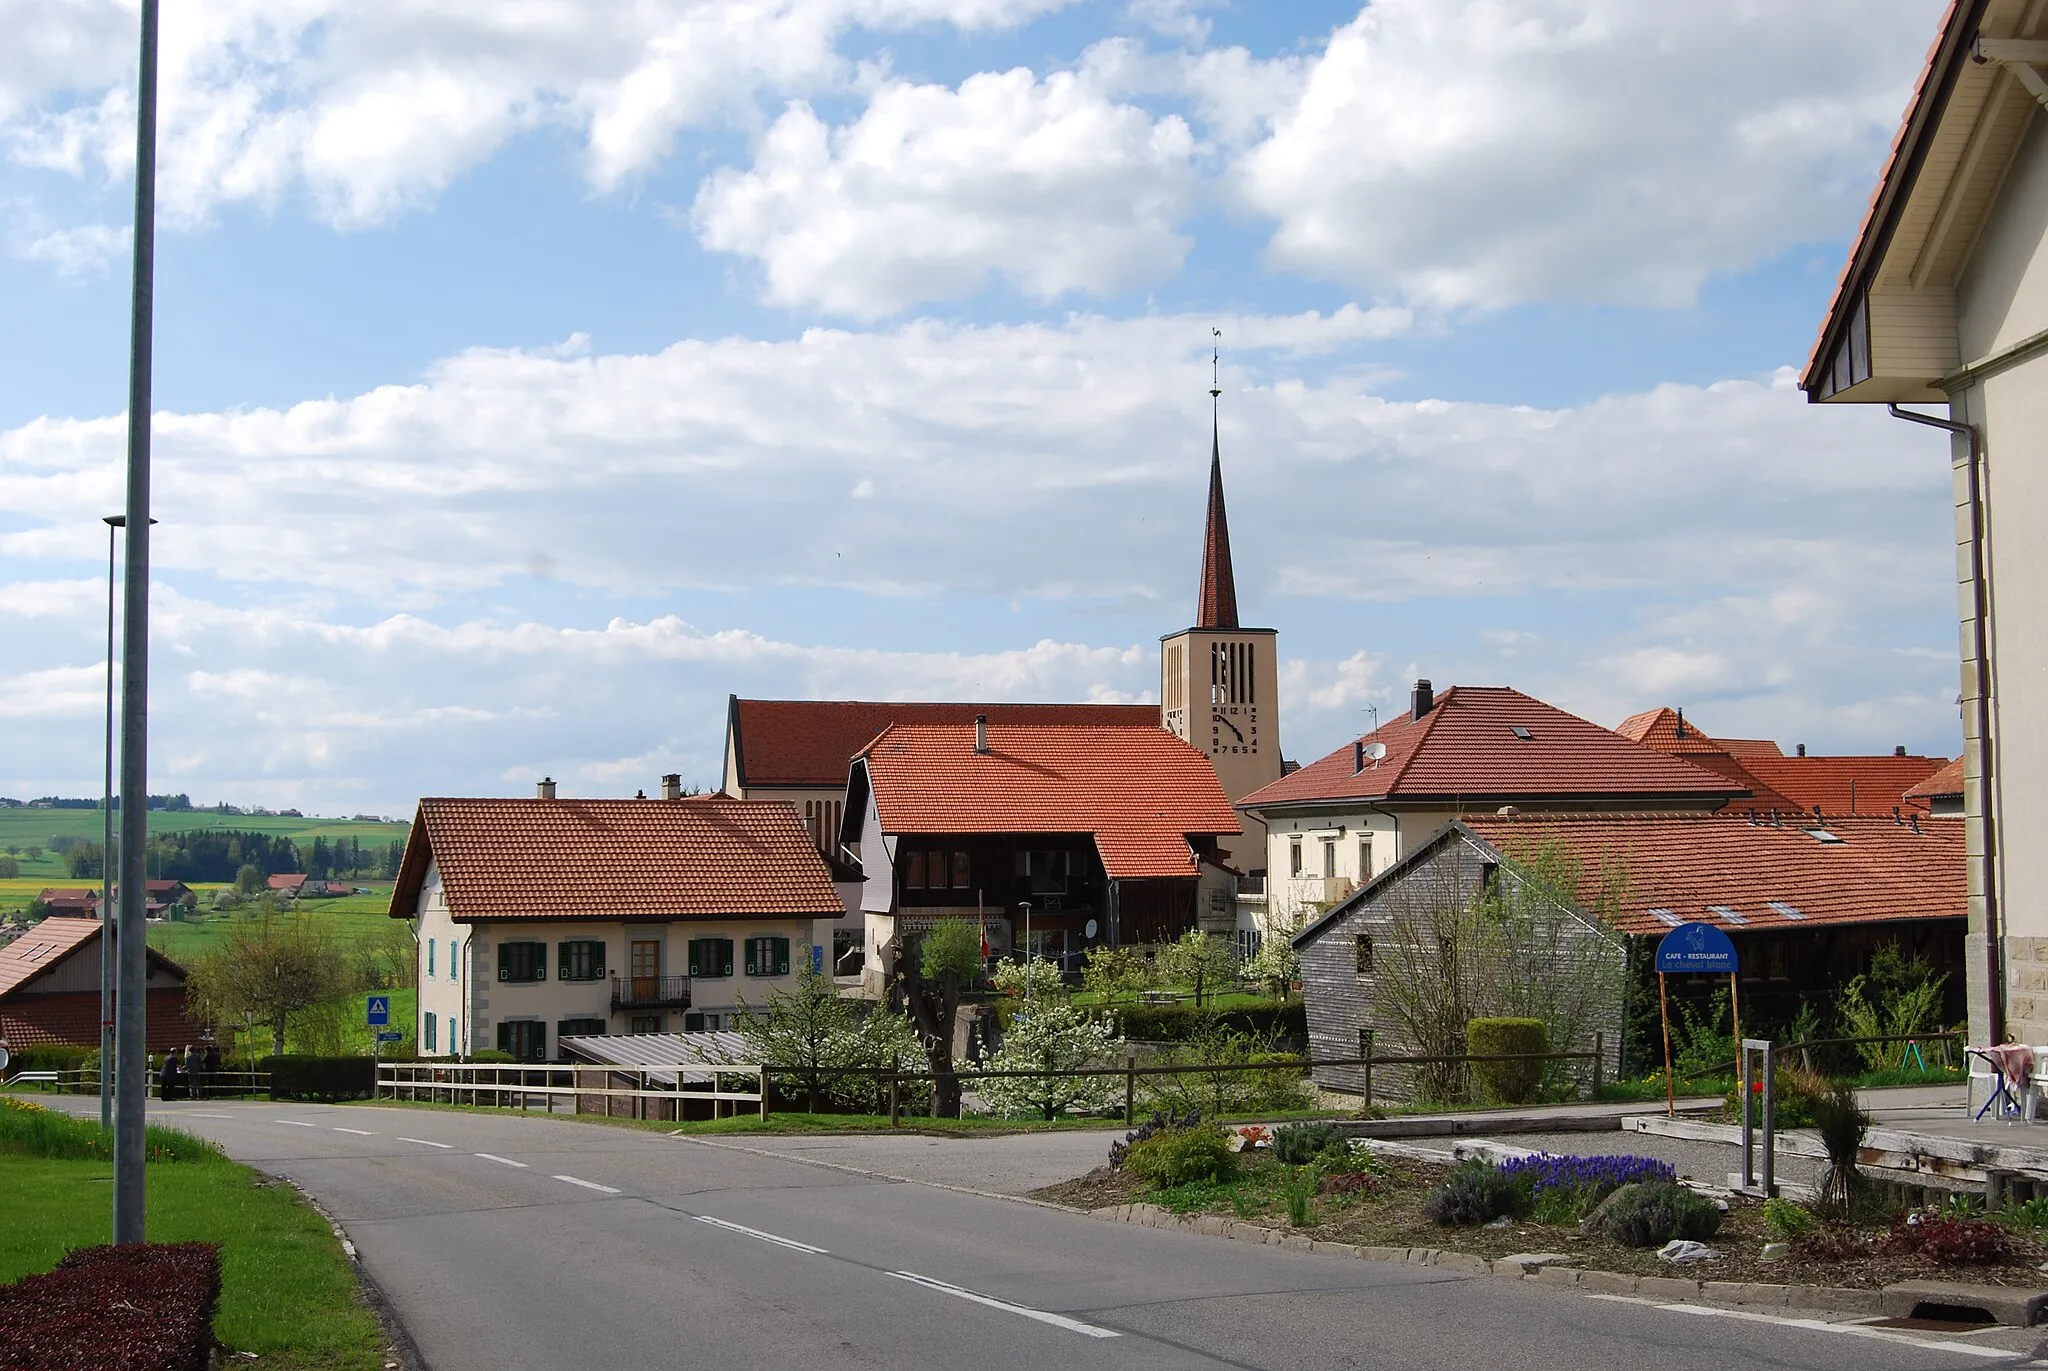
[1161, 359, 1280, 873]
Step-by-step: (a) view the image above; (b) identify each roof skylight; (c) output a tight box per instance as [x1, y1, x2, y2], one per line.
[1649, 907, 1683, 927]
[1766, 901, 1807, 920]
[1511, 725, 1534, 741]
[1707, 904, 1747, 925]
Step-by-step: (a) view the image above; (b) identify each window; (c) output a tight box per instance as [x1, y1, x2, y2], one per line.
[1480, 862, 1500, 896]
[1289, 840, 1303, 878]
[557, 1017, 605, 1040]
[427, 940, 435, 978]
[952, 850, 971, 888]
[1321, 839, 1337, 879]
[905, 849, 925, 890]
[558, 939, 606, 982]
[684, 1011, 726, 1031]
[424, 1012, 438, 1052]
[745, 936, 791, 977]
[497, 941, 547, 982]
[1355, 933, 1374, 974]
[496, 1020, 546, 1062]
[1358, 836, 1373, 880]
[688, 937, 734, 977]
[629, 1015, 663, 1034]
[1236, 928, 1263, 962]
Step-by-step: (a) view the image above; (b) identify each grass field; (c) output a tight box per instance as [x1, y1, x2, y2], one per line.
[0, 807, 410, 895]
[0, 1146, 386, 1369]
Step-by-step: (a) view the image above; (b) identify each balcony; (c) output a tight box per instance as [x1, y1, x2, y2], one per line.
[1236, 874, 1266, 902]
[610, 974, 691, 1011]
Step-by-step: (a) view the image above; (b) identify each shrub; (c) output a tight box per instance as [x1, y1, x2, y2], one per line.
[1422, 1160, 1526, 1227]
[1109, 1110, 1202, 1169]
[1762, 1197, 1819, 1241]
[0, 1242, 221, 1371]
[1724, 1063, 1826, 1130]
[1882, 1214, 2015, 1265]
[1497, 1152, 1675, 1225]
[1810, 1079, 1870, 1215]
[5, 1043, 93, 1076]
[1467, 1018, 1547, 1105]
[262, 1054, 376, 1102]
[1121, 1121, 1237, 1188]
[1272, 1120, 1350, 1166]
[1138, 1024, 1309, 1116]
[1093, 999, 1306, 1044]
[1592, 1181, 1724, 1248]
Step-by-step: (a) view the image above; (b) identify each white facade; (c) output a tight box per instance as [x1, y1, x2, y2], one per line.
[406, 859, 816, 1059]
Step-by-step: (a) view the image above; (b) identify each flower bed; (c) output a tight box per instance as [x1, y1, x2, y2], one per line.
[0, 1242, 221, 1371]
[1033, 1130, 2048, 1290]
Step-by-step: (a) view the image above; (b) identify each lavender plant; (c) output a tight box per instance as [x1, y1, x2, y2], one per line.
[1497, 1153, 1677, 1225]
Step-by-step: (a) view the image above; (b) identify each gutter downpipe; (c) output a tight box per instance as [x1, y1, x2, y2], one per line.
[1889, 402, 2003, 1044]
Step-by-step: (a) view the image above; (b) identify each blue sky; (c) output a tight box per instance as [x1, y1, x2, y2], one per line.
[0, 0, 1958, 814]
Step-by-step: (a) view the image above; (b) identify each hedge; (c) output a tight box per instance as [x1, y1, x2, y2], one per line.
[1466, 1017, 1546, 1104]
[0, 1242, 221, 1371]
[261, 1055, 376, 1102]
[1086, 998, 1306, 1044]
[3, 1044, 93, 1075]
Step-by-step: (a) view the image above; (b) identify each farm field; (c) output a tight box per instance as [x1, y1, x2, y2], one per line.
[142, 889, 399, 963]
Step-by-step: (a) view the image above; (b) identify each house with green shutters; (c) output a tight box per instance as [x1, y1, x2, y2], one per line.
[389, 785, 854, 1061]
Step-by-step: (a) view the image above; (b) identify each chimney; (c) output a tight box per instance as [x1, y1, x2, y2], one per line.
[1411, 679, 1434, 722]
[1353, 740, 1365, 773]
[1894, 744, 1907, 757]
[1796, 743, 1807, 757]
[536, 777, 556, 800]
[661, 773, 682, 801]
[1675, 707, 1686, 740]
[973, 714, 989, 755]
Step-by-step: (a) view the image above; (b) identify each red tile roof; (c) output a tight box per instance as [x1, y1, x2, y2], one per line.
[728, 698, 1160, 789]
[389, 795, 847, 923]
[266, 874, 307, 892]
[1240, 687, 1746, 810]
[856, 722, 1240, 879]
[0, 917, 102, 998]
[1905, 756, 1966, 802]
[1460, 813, 1964, 937]
[1738, 755, 1947, 819]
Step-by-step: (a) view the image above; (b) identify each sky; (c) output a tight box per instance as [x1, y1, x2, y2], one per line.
[0, 0, 1961, 817]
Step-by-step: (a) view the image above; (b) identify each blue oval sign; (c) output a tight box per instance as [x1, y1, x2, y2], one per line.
[1655, 921, 1738, 974]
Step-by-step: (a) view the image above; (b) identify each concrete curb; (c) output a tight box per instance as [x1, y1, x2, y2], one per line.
[1089, 1203, 1886, 1317]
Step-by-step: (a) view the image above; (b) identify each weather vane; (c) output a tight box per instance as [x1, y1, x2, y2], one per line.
[1210, 327, 1222, 399]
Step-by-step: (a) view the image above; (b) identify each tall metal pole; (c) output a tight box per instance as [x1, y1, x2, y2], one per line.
[113, 0, 159, 1246]
[101, 515, 122, 1132]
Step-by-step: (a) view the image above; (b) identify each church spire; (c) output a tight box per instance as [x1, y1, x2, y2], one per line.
[1197, 332, 1239, 630]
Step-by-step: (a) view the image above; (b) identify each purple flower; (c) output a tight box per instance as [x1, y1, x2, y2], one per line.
[1497, 1152, 1674, 1198]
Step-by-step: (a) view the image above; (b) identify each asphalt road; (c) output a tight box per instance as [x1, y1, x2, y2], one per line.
[59, 1099, 2048, 1371]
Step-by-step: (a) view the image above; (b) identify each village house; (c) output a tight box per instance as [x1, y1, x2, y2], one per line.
[842, 716, 1242, 996]
[1236, 683, 1749, 945]
[266, 873, 308, 898]
[1617, 707, 1948, 820]
[389, 788, 850, 1060]
[1292, 812, 1966, 1098]
[1908, 757, 1968, 817]
[1802, 0, 2048, 1046]
[0, 916, 196, 1051]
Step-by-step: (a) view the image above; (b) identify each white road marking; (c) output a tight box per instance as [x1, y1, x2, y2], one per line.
[188, 1112, 234, 1119]
[1599, 1298, 2018, 1360]
[888, 1271, 1120, 1339]
[553, 1175, 621, 1194]
[332, 1127, 377, 1136]
[397, 1137, 452, 1149]
[694, 1214, 827, 1254]
[274, 1119, 318, 1127]
[475, 1153, 528, 1168]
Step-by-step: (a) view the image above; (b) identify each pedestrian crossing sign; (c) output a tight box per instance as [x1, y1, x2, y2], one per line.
[366, 995, 390, 1026]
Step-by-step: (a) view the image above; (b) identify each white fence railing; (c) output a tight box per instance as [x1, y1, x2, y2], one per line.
[377, 1062, 767, 1121]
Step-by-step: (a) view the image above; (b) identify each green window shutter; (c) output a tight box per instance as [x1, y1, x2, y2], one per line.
[535, 943, 547, 981]
[558, 944, 571, 981]
[719, 939, 734, 977]
[688, 940, 702, 977]
[744, 938, 759, 977]
[591, 943, 605, 979]
[497, 944, 511, 982]
[533, 1022, 547, 1061]
[774, 938, 790, 975]
[496, 1022, 512, 1053]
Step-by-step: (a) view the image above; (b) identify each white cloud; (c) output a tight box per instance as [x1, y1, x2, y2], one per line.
[693, 67, 1202, 316]
[1231, 0, 1943, 309]
[12, 220, 128, 276]
[0, 0, 1079, 228]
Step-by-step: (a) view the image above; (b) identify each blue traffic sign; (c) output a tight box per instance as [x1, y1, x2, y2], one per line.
[375, 1030, 404, 1043]
[365, 995, 391, 1027]
[1655, 922, 1738, 974]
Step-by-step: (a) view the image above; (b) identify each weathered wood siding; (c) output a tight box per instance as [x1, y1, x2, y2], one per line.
[1297, 830, 1623, 1101]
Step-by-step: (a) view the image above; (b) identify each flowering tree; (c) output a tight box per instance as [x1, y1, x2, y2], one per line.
[1081, 945, 1150, 1005]
[990, 955, 1066, 1003]
[1241, 939, 1300, 998]
[1157, 929, 1239, 1007]
[975, 1003, 1124, 1120]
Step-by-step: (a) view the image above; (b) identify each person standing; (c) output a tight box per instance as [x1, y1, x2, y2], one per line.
[202, 1041, 222, 1097]
[157, 1050, 180, 1102]
[184, 1042, 205, 1100]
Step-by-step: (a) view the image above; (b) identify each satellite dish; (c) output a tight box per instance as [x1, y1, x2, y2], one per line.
[1084, 919, 1099, 939]
[1362, 742, 1388, 763]
[0, 1045, 9, 1074]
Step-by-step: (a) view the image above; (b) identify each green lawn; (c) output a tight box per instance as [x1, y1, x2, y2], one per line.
[143, 890, 397, 963]
[0, 1147, 385, 1368]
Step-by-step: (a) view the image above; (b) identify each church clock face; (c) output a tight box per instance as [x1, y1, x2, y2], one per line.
[1210, 705, 1259, 756]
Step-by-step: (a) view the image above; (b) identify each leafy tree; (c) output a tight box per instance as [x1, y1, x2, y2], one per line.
[0, 856, 17, 879]
[990, 955, 1065, 1004]
[380, 839, 406, 880]
[1080, 945, 1150, 1006]
[186, 912, 345, 1057]
[1241, 938, 1300, 998]
[1836, 942, 1947, 1071]
[23, 845, 42, 861]
[894, 919, 982, 1118]
[235, 863, 265, 896]
[65, 842, 103, 880]
[736, 965, 920, 1112]
[354, 918, 418, 991]
[1157, 929, 1238, 1008]
[975, 1003, 1123, 1120]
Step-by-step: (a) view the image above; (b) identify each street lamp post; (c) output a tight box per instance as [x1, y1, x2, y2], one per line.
[1020, 901, 1033, 1017]
[112, 0, 160, 1245]
[100, 514, 155, 1134]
